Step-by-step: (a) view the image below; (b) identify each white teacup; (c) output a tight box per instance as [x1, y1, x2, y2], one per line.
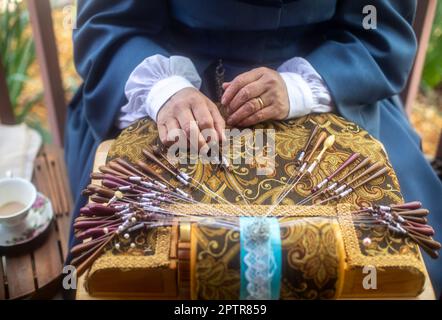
[0, 177, 37, 227]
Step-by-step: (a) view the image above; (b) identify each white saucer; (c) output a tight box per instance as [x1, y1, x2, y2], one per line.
[0, 193, 54, 247]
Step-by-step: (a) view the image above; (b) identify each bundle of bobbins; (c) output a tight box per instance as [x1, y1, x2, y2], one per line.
[354, 201, 441, 259]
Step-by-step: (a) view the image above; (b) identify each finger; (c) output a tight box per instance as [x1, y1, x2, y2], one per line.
[191, 120, 210, 153]
[222, 82, 231, 90]
[227, 91, 270, 126]
[190, 102, 217, 141]
[158, 124, 168, 146]
[228, 80, 266, 115]
[176, 108, 208, 152]
[236, 106, 274, 127]
[175, 108, 194, 139]
[208, 104, 226, 143]
[163, 118, 181, 146]
[221, 68, 263, 106]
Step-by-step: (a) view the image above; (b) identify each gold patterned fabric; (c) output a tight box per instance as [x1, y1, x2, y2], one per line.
[191, 216, 342, 300]
[279, 217, 342, 300]
[191, 222, 241, 300]
[84, 113, 426, 298]
[109, 114, 403, 207]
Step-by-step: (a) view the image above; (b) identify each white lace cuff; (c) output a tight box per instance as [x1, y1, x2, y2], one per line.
[277, 57, 333, 120]
[118, 54, 202, 128]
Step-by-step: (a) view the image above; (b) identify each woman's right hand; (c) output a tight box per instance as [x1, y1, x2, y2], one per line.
[156, 87, 226, 152]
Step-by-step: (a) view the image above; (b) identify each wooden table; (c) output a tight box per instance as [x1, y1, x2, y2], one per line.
[0, 145, 72, 300]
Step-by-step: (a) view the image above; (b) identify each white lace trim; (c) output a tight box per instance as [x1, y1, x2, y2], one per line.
[241, 218, 278, 300]
[278, 57, 333, 119]
[117, 55, 201, 128]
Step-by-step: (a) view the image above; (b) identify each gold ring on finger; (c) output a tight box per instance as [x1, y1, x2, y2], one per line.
[257, 96, 265, 110]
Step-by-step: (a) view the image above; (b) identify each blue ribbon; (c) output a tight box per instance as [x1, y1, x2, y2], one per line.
[240, 217, 281, 300]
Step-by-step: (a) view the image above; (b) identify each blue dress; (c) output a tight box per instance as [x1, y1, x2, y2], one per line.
[66, 0, 442, 296]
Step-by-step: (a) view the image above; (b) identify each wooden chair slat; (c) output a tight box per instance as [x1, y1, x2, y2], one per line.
[36, 146, 73, 259]
[44, 145, 73, 215]
[33, 224, 63, 289]
[26, 0, 66, 147]
[48, 154, 69, 214]
[0, 256, 6, 299]
[35, 156, 62, 215]
[401, 0, 438, 114]
[56, 214, 71, 260]
[0, 57, 15, 125]
[436, 132, 442, 160]
[43, 156, 64, 215]
[4, 254, 36, 299]
[43, 153, 64, 215]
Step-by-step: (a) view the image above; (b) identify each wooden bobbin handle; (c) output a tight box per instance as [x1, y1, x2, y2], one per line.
[329, 153, 360, 181]
[305, 131, 328, 163]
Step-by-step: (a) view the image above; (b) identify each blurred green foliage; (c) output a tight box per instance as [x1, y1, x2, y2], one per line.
[0, 0, 49, 141]
[422, 1, 442, 90]
[1, 0, 37, 118]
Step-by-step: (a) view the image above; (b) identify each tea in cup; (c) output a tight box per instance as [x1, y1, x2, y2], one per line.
[0, 177, 37, 227]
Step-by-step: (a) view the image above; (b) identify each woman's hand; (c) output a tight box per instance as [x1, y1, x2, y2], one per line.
[157, 87, 226, 151]
[222, 67, 289, 127]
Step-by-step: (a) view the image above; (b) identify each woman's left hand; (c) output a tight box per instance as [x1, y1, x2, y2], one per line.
[221, 67, 290, 127]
